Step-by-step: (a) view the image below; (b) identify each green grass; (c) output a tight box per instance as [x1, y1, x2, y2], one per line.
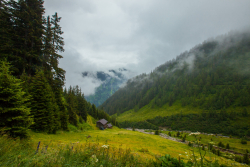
[0, 115, 248, 166]
[161, 130, 250, 154]
[1, 126, 247, 166]
[116, 100, 250, 124]
[117, 101, 202, 122]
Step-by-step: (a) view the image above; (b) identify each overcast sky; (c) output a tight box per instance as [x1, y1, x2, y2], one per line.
[44, 0, 250, 95]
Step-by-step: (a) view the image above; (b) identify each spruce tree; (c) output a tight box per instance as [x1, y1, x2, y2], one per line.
[29, 70, 55, 133]
[60, 96, 69, 130]
[66, 87, 78, 127]
[9, 0, 45, 77]
[0, 60, 33, 138]
[0, 0, 14, 60]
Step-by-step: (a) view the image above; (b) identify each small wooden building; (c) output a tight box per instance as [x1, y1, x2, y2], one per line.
[107, 123, 113, 129]
[96, 119, 108, 130]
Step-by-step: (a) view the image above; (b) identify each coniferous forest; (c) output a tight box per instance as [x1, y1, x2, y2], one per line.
[0, 0, 117, 138]
[100, 31, 250, 115]
[100, 30, 250, 137]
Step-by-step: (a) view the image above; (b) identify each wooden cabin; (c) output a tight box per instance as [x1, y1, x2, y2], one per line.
[96, 119, 108, 130]
[107, 123, 113, 129]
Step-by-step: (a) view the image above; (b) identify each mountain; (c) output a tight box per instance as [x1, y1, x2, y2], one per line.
[99, 30, 250, 137]
[84, 68, 128, 106]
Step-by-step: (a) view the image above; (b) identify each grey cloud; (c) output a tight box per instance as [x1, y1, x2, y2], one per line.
[44, 0, 250, 95]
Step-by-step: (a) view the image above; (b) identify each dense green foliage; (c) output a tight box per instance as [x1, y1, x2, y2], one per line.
[0, 0, 115, 137]
[146, 109, 250, 137]
[120, 120, 158, 130]
[100, 30, 250, 116]
[0, 61, 32, 138]
[63, 85, 119, 128]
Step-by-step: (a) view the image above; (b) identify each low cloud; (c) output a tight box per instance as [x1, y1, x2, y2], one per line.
[45, 0, 250, 95]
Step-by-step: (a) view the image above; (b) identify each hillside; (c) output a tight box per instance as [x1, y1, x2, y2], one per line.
[100, 30, 250, 136]
[85, 69, 128, 106]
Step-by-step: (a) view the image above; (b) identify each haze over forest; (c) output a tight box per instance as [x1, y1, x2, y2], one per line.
[43, 0, 250, 96]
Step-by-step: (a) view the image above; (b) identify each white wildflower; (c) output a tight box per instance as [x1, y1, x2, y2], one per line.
[92, 155, 96, 158]
[101, 145, 109, 148]
[96, 159, 98, 162]
[189, 132, 200, 136]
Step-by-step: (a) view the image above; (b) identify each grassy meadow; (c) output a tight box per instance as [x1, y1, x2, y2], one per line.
[160, 130, 250, 154]
[116, 101, 202, 122]
[116, 100, 250, 124]
[1, 117, 248, 166]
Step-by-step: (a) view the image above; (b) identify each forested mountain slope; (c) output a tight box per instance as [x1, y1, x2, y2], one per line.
[100, 30, 250, 116]
[85, 69, 127, 106]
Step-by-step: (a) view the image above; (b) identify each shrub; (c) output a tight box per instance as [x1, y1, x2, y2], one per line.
[158, 154, 193, 167]
[241, 139, 247, 144]
[226, 143, 230, 149]
[212, 148, 216, 154]
[138, 148, 149, 153]
[217, 149, 221, 156]
[202, 145, 205, 150]
[188, 142, 193, 147]
[235, 155, 243, 163]
[218, 141, 225, 148]
[243, 153, 249, 164]
[155, 130, 159, 135]
[168, 132, 171, 136]
[177, 131, 180, 137]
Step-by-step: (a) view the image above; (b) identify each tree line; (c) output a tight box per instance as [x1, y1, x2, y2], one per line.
[0, 0, 117, 138]
[100, 30, 250, 115]
[147, 109, 250, 137]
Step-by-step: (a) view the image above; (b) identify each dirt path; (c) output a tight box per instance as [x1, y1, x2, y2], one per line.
[126, 128, 249, 158]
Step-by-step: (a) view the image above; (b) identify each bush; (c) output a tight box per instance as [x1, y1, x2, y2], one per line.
[226, 143, 230, 149]
[188, 142, 193, 147]
[243, 153, 249, 164]
[235, 155, 243, 163]
[218, 141, 225, 148]
[202, 145, 205, 150]
[217, 150, 221, 156]
[68, 124, 78, 132]
[155, 130, 159, 135]
[138, 148, 149, 153]
[168, 132, 171, 136]
[158, 154, 193, 167]
[241, 139, 247, 144]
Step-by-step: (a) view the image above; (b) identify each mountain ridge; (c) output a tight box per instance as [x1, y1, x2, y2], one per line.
[84, 68, 129, 106]
[100, 30, 250, 115]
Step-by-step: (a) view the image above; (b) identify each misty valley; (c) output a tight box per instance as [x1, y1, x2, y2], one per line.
[1, 0, 250, 166]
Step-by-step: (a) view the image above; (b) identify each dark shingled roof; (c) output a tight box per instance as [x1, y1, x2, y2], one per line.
[107, 123, 112, 128]
[97, 119, 108, 125]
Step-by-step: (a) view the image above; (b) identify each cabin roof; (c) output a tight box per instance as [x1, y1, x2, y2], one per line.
[97, 119, 108, 125]
[107, 123, 112, 127]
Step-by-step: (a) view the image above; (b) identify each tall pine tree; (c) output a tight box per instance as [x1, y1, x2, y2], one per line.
[29, 70, 56, 133]
[0, 60, 33, 138]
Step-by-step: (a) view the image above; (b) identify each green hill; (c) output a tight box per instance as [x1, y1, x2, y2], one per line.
[100, 30, 250, 137]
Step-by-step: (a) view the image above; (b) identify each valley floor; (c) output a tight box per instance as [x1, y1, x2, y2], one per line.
[1, 126, 248, 166]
